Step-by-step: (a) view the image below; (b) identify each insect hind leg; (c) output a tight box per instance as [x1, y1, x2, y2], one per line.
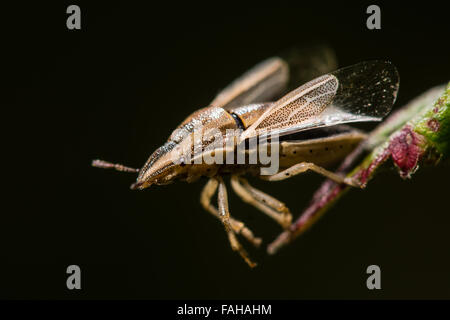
[261, 162, 361, 187]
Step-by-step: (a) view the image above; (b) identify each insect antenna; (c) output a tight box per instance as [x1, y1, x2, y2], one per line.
[91, 159, 139, 173]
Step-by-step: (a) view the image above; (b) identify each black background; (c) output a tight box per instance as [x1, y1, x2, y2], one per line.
[5, 2, 450, 299]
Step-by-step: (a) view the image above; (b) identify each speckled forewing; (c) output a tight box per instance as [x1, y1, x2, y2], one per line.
[241, 74, 338, 140]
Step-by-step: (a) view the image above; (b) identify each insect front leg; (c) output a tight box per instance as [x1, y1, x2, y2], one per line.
[230, 175, 292, 229]
[261, 162, 361, 187]
[200, 178, 262, 248]
[217, 177, 257, 268]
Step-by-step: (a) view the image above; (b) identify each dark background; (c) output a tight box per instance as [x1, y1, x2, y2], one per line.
[5, 2, 450, 299]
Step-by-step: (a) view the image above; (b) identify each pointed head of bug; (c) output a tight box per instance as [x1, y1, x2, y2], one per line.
[130, 105, 236, 190]
[130, 140, 190, 190]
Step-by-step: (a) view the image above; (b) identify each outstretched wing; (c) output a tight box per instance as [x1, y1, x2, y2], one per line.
[281, 44, 338, 91]
[210, 45, 338, 110]
[240, 60, 399, 141]
[210, 57, 289, 110]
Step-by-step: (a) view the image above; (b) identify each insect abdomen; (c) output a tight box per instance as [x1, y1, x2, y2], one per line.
[279, 131, 367, 168]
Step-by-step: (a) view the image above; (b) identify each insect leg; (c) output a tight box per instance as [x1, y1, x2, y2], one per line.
[262, 162, 361, 187]
[200, 178, 261, 247]
[230, 175, 292, 229]
[217, 177, 257, 268]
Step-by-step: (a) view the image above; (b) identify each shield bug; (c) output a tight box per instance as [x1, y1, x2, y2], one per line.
[93, 56, 399, 267]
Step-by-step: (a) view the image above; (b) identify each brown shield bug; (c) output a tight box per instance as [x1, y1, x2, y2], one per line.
[93, 55, 399, 267]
